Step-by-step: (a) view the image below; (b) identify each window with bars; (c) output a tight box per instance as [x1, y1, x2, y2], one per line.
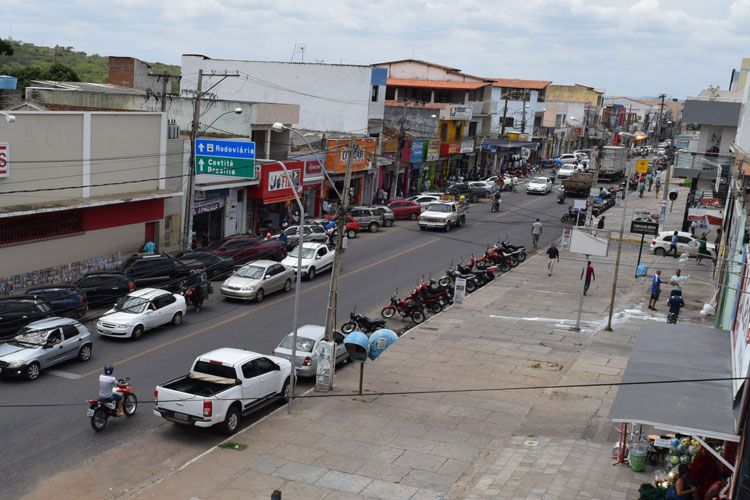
[0, 210, 83, 246]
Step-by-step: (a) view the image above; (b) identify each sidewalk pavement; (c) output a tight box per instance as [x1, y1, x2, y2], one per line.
[34, 167, 716, 500]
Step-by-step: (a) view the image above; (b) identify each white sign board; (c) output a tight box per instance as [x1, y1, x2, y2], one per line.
[573, 200, 587, 210]
[731, 247, 750, 396]
[267, 169, 302, 192]
[568, 228, 610, 257]
[453, 278, 466, 308]
[0, 143, 8, 178]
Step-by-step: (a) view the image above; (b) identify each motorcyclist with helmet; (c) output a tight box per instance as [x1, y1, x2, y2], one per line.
[99, 365, 126, 417]
[491, 191, 502, 212]
[184, 269, 204, 312]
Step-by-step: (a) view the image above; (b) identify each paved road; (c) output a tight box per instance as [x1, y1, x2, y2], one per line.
[2, 184, 567, 500]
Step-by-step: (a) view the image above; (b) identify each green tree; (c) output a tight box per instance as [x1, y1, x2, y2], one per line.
[45, 62, 80, 82]
[10, 65, 46, 89]
[0, 38, 12, 56]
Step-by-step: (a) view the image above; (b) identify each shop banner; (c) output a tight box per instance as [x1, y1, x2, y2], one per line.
[410, 140, 425, 163]
[440, 142, 461, 155]
[731, 246, 750, 396]
[193, 198, 220, 215]
[460, 140, 474, 154]
[268, 168, 302, 192]
[325, 139, 377, 173]
[426, 139, 441, 161]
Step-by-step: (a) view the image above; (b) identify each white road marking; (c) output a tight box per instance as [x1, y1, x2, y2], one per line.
[46, 369, 81, 380]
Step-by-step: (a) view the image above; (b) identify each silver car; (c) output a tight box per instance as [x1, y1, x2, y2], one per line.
[220, 260, 294, 302]
[272, 325, 350, 377]
[0, 317, 93, 380]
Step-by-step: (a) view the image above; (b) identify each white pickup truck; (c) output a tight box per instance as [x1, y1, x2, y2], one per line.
[153, 348, 292, 434]
[418, 201, 467, 232]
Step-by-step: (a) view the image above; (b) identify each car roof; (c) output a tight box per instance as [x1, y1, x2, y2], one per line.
[0, 295, 44, 302]
[242, 259, 278, 268]
[198, 347, 263, 366]
[283, 324, 325, 340]
[24, 316, 79, 329]
[657, 231, 693, 237]
[126, 288, 172, 300]
[78, 271, 127, 278]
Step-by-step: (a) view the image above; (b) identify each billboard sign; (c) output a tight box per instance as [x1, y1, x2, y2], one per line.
[195, 139, 255, 178]
[630, 208, 659, 235]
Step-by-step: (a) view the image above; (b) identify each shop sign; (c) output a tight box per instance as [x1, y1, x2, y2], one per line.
[193, 198, 220, 215]
[325, 138, 376, 173]
[381, 139, 398, 153]
[574, 127, 583, 136]
[0, 143, 8, 178]
[426, 139, 441, 161]
[410, 140, 425, 163]
[687, 208, 707, 221]
[460, 140, 474, 154]
[440, 105, 472, 120]
[268, 168, 302, 192]
[506, 132, 519, 140]
[440, 142, 461, 155]
[195, 139, 256, 178]
[304, 160, 322, 177]
[731, 247, 750, 396]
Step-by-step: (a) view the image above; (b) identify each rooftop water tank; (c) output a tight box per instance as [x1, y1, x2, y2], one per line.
[0, 75, 18, 90]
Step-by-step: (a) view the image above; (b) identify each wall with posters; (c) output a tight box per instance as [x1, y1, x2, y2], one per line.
[732, 246, 750, 396]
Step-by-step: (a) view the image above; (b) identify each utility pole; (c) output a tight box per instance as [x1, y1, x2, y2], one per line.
[149, 72, 182, 112]
[318, 138, 356, 392]
[605, 162, 632, 331]
[521, 90, 528, 135]
[656, 93, 666, 144]
[584, 141, 604, 227]
[500, 97, 509, 138]
[181, 70, 240, 249]
[391, 99, 408, 200]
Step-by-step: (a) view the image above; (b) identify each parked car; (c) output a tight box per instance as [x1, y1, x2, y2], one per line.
[173, 250, 234, 280]
[0, 296, 54, 340]
[388, 200, 422, 220]
[469, 181, 494, 198]
[272, 325, 350, 377]
[526, 176, 553, 195]
[557, 153, 579, 165]
[22, 284, 88, 319]
[323, 215, 360, 239]
[0, 317, 93, 380]
[408, 194, 442, 211]
[348, 206, 383, 233]
[273, 224, 328, 251]
[209, 235, 285, 264]
[72, 272, 135, 310]
[650, 231, 716, 258]
[97, 288, 187, 340]
[371, 206, 395, 227]
[119, 253, 202, 291]
[445, 183, 481, 203]
[153, 348, 292, 434]
[220, 260, 294, 302]
[281, 242, 334, 280]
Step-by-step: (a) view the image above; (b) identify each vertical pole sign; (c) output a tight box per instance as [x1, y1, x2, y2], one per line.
[0, 143, 9, 178]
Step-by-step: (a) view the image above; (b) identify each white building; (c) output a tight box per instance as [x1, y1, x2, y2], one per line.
[489, 79, 550, 139]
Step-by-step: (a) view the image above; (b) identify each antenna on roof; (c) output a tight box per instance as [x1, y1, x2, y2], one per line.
[291, 43, 307, 63]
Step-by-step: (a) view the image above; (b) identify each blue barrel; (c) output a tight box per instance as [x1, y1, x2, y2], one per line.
[637, 263, 648, 277]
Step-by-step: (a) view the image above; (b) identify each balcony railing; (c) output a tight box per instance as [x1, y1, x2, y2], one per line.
[675, 151, 733, 171]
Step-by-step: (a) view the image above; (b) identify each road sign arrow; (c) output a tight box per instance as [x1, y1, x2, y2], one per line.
[198, 143, 204, 153]
[198, 159, 205, 167]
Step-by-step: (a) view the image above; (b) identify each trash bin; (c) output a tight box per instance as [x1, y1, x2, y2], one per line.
[629, 448, 647, 472]
[637, 264, 648, 277]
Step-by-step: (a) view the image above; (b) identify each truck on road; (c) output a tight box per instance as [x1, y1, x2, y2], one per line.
[153, 348, 292, 434]
[418, 201, 467, 232]
[598, 146, 628, 181]
[561, 172, 594, 197]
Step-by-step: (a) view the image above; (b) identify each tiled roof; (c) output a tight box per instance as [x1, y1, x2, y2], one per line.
[387, 78, 489, 90]
[491, 79, 551, 90]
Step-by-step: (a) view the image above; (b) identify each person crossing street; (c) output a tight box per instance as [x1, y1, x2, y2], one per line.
[546, 242, 559, 276]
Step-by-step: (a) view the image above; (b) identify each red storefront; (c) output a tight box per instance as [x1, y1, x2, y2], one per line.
[247, 161, 306, 233]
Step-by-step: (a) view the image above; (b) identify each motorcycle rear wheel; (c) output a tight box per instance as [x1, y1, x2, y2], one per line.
[411, 310, 426, 324]
[465, 280, 477, 293]
[341, 322, 356, 334]
[430, 302, 442, 313]
[438, 276, 451, 287]
[91, 409, 108, 432]
[500, 261, 511, 273]
[509, 256, 519, 267]
[516, 252, 526, 263]
[123, 393, 138, 417]
[381, 306, 396, 319]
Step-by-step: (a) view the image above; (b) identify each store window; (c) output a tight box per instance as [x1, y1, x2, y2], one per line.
[371, 85, 379, 102]
[0, 210, 83, 246]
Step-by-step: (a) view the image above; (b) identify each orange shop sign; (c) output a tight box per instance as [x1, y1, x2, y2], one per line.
[326, 139, 377, 173]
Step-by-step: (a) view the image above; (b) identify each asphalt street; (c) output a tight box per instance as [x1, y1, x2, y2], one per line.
[1, 183, 568, 500]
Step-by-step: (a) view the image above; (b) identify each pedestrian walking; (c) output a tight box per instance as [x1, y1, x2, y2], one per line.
[597, 216, 605, 229]
[546, 242, 560, 276]
[670, 268, 685, 298]
[648, 269, 662, 310]
[664, 231, 679, 258]
[696, 231, 711, 264]
[648, 174, 654, 192]
[655, 181, 661, 198]
[666, 293, 684, 324]
[531, 218, 543, 248]
[423, 178, 431, 192]
[638, 181, 646, 198]
[580, 261, 595, 295]
[690, 220, 697, 236]
[322, 199, 330, 215]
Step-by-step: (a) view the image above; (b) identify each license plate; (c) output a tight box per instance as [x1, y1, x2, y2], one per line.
[86, 409, 94, 417]
[173, 412, 189, 421]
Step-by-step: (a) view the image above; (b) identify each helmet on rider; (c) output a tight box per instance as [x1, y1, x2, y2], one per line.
[104, 364, 114, 375]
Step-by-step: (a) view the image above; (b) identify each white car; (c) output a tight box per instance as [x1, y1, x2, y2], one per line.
[557, 153, 579, 164]
[650, 231, 716, 258]
[557, 166, 576, 180]
[526, 176, 553, 194]
[97, 288, 186, 340]
[408, 194, 442, 211]
[281, 242, 334, 280]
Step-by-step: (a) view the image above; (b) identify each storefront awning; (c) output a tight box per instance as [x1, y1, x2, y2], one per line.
[481, 138, 540, 151]
[609, 323, 741, 442]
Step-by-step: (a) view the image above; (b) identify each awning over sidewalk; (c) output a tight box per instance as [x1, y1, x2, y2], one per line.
[609, 323, 740, 442]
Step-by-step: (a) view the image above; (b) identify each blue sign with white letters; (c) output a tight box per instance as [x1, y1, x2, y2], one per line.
[195, 139, 255, 159]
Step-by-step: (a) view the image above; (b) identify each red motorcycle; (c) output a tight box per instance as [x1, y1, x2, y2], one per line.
[87, 378, 138, 431]
[405, 279, 451, 313]
[381, 289, 427, 324]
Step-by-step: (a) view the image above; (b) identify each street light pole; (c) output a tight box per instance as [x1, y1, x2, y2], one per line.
[605, 164, 631, 331]
[182, 70, 203, 251]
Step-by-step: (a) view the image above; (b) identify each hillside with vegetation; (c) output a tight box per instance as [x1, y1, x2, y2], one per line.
[0, 39, 180, 90]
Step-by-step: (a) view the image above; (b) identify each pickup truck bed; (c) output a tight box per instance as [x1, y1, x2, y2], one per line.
[161, 374, 236, 398]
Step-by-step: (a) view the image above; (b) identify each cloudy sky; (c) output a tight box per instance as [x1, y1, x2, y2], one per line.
[4, 0, 750, 98]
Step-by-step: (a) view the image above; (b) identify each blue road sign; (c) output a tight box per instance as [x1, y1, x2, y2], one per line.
[195, 139, 255, 159]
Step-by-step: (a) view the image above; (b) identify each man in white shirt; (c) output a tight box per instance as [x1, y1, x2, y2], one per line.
[99, 364, 126, 416]
[531, 219, 543, 248]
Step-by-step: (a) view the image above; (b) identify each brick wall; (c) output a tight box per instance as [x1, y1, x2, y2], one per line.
[109, 56, 135, 87]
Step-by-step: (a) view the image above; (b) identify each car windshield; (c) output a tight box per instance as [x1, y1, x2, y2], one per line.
[114, 296, 149, 313]
[278, 335, 316, 352]
[9, 327, 52, 347]
[289, 247, 315, 259]
[236, 265, 265, 279]
[532, 178, 547, 183]
[426, 203, 450, 213]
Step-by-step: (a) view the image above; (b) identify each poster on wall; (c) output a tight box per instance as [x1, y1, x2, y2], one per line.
[731, 246, 750, 396]
[0, 143, 9, 178]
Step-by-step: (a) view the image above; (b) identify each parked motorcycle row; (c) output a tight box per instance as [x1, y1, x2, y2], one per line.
[560, 188, 621, 225]
[339, 238, 527, 335]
